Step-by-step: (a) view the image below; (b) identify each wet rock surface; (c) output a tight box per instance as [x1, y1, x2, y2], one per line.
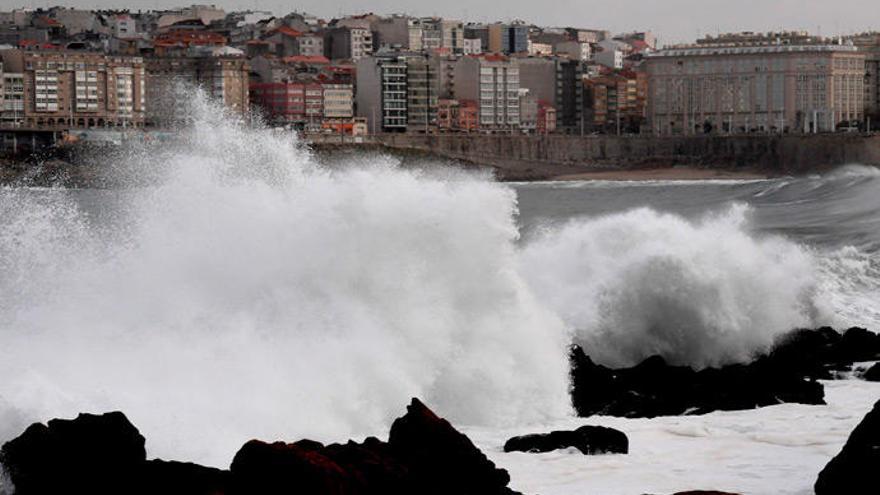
[814, 398, 880, 495]
[571, 327, 880, 418]
[504, 425, 628, 455]
[0, 399, 519, 495]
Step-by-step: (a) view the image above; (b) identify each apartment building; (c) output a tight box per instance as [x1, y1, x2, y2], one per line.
[324, 26, 373, 61]
[453, 55, 520, 130]
[584, 70, 648, 133]
[145, 52, 248, 126]
[322, 84, 354, 120]
[647, 43, 866, 134]
[0, 62, 25, 127]
[404, 56, 440, 132]
[0, 49, 146, 129]
[440, 20, 465, 55]
[516, 56, 583, 132]
[250, 81, 352, 129]
[356, 55, 408, 132]
[487, 24, 528, 54]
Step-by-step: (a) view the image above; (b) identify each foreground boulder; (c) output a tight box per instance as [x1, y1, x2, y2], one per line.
[2, 399, 518, 495]
[388, 398, 517, 494]
[571, 326, 880, 419]
[229, 398, 520, 495]
[0, 411, 147, 495]
[504, 425, 628, 455]
[862, 362, 880, 381]
[814, 399, 880, 495]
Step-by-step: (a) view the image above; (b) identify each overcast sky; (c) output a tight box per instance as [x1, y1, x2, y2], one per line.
[11, 0, 880, 45]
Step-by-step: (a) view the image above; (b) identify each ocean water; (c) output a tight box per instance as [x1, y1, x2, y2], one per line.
[0, 95, 878, 494]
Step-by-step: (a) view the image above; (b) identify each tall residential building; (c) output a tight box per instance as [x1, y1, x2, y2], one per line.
[324, 27, 373, 61]
[1, 61, 25, 127]
[453, 55, 520, 130]
[0, 49, 146, 129]
[356, 55, 408, 132]
[322, 83, 354, 120]
[407, 19, 423, 52]
[487, 24, 528, 54]
[646, 43, 866, 134]
[371, 16, 411, 50]
[145, 52, 249, 126]
[404, 56, 440, 132]
[440, 20, 465, 54]
[464, 25, 490, 53]
[414, 18, 443, 52]
[517, 56, 584, 132]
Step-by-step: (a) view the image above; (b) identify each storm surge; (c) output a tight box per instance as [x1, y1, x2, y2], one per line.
[0, 94, 871, 468]
[520, 205, 833, 368]
[0, 97, 571, 466]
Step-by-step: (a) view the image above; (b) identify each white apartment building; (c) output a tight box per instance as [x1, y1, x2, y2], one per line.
[453, 55, 520, 130]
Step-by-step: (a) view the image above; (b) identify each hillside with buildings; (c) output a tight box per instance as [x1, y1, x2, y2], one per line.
[0, 5, 879, 162]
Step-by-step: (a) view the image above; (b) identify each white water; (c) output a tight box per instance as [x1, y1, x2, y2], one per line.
[466, 379, 880, 495]
[0, 97, 571, 465]
[519, 205, 834, 368]
[0, 95, 875, 476]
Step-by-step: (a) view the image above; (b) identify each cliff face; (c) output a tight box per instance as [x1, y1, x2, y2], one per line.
[368, 134, 880, 180]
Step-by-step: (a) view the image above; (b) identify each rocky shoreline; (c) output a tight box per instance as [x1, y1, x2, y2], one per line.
[1, 327, 878, 495]
[570, 327, 880, 419]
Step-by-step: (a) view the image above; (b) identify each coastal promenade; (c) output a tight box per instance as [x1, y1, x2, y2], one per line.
[310, 132, 880, 180]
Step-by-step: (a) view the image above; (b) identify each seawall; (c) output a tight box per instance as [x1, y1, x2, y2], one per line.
[344, 133, 880, 180]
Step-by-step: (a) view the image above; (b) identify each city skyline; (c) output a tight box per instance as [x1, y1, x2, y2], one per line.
[7, 0, 880, 44]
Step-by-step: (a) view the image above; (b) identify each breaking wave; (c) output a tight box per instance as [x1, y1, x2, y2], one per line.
[519, 204, 834, 368]
[0, 95, 571, 466]
[0, 92, 876, 468]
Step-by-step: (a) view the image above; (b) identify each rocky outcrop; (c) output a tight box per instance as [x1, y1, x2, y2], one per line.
[1, 399, 519, 495]
[570, 347, 825, 418]
[862, 362, 880, 381]
[814, 399, 880, 495]
[504, 425, 628, 455]
[388, 398, 517, 495]
[0, 411, 147, 495]
[569, 326, 880, 419]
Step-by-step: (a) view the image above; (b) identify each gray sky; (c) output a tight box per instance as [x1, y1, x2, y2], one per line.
[10, 0, 880, 44]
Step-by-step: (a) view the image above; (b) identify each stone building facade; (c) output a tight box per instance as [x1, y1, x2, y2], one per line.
[647, 44, 866, 134]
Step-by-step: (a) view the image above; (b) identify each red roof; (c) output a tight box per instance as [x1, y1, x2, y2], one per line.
[154, 30, 227, 47]
[271, 26, 304, 38]
[18, 39, 60, 49]
[283, 55, 330, 64]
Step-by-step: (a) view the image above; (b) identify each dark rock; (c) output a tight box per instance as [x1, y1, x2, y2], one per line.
[571, 326, 880, 419]
[815, 399, 880, 495]
[863, 362, 880, 382]
[0, 411, 147, 495]
[835, 327, 880, 363]
[142, 460, 230, 495]
[230, 439, 355, 495]
[3, 400, 518, 495]
[570, 345, 824, 419]
[504, 425, 628, 455]
[388, 398, 518, 495]
[319, 437, 411, 495]
[229, 398, 519, 495]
